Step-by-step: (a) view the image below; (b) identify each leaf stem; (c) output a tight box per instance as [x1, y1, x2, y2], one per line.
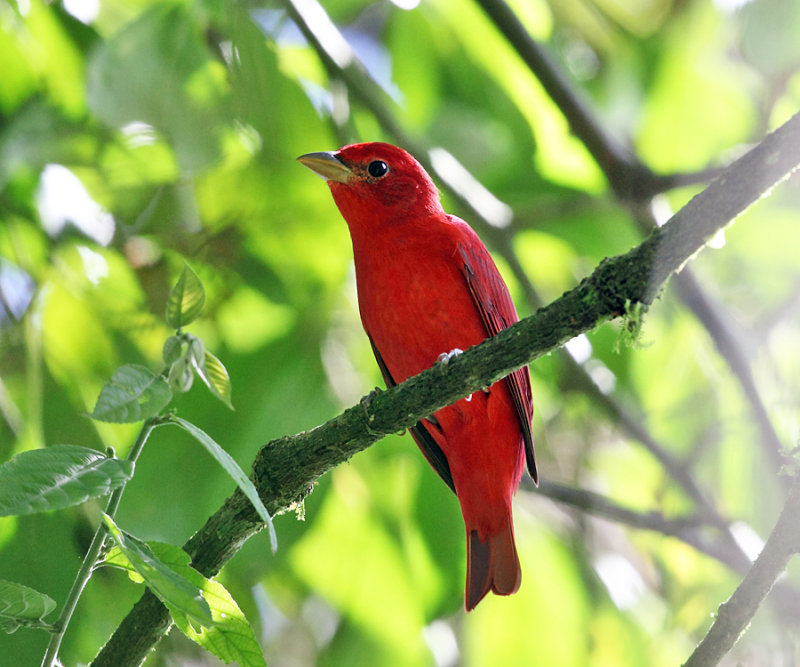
[40, 418, 160, 667]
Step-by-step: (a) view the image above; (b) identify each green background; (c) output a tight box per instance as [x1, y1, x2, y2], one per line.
[1, 0, 800, 664]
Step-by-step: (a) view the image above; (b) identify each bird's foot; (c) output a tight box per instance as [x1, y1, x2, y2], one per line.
[436, 348, 464, 365]
[436, 348, 472, 401]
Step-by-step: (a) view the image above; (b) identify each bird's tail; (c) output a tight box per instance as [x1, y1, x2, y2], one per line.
[465, 517, 521, 611]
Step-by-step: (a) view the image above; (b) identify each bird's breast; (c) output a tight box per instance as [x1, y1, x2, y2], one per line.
[353, 235, 486, 385]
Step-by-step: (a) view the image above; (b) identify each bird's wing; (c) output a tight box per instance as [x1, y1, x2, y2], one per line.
[368, 334, 457, 494]
[458, 243, 537, 484]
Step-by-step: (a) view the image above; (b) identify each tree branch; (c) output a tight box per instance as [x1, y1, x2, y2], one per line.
[534, 480, 709, 540]
[671, 267, 787, 474]
[473, 0, 665, 199]
[91, 111, 800, 666]
[683, 475, 800, 667]
[531, 480, 753, 571]
[533, 479, 800, 632]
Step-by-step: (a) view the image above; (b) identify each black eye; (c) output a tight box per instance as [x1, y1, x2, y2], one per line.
[367, 160, 389, 178]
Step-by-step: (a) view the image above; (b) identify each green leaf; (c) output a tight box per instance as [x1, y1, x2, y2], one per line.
[169, 417, 276, 552]
[162, 334, 183, 365]
[168, 356, 194, 393]
[109, 542, 265, 666]
[102, 545, 146, 582]
[186, 335, 205, 368]
[102, 514, 214, 629]
[90, 364, 172, 423]
[104, 542, 265, 665]
[0, 445, 134, 516]
[166, 263, 206, 329]
[193, 348, 234, 410]
[171, 574, 266, 666]
[0, 580, 56, 634]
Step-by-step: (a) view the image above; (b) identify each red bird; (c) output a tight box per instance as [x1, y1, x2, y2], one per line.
[298, 142, 536, 610]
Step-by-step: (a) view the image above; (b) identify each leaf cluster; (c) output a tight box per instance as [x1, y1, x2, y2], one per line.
[0, 266, 268, 666]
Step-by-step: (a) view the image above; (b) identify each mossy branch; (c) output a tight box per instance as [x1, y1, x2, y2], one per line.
[92, 112, 800, 666]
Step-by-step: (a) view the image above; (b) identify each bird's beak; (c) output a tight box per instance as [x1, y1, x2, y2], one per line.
[297, 151, 351, 184]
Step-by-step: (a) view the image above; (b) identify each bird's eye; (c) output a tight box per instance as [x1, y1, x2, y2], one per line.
[367, 160, 389, 178]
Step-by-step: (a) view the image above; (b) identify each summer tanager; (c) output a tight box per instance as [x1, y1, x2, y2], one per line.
[298, 142, 536, 610]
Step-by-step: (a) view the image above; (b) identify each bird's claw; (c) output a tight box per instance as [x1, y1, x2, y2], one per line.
[436, 348, 472, 401]
[360, 387, 381, 408]
[436, 348, 464, 365]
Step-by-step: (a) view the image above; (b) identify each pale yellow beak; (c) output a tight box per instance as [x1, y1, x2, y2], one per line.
[297, 151, 351, 184]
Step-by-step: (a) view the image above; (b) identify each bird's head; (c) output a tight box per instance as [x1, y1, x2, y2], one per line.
[297, 142, 443, 225]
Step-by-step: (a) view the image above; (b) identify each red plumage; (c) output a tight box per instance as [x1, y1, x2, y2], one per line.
[298, 142, 536, 610]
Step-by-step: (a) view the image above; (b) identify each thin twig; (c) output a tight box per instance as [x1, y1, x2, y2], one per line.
[534, 479, 704, 537]
[531, 479, 800, 625]
[42, 419, 160, 667]
[671, 268, 787, 474]
[531, 480, 746, 568]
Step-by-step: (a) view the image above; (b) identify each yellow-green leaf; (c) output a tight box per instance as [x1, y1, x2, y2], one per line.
[194, 349, 234, 410]
[166, 263, 205, 329]
[102, 515, 214, 629]
[104, 542, 266, 666]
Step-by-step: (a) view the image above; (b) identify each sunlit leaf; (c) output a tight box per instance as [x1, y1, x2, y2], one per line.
[171, 575, 265, 666]
[187, 335, 205, 368]
[0, 445, 133, 516]
[90, 364, 171, 423]
[193, 348, 234, 410]
[168, 542, 267, 665]
[0, 580, 56, 634]
[101, 514, 214, 629]
[104, 541, 265, 665]
[102, 545, 146, 582]
[165, 263, 206, 329]
[169, 417, 275, 552]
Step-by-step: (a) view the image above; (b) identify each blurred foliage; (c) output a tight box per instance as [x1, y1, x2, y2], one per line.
[1, 0, 800, 664]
